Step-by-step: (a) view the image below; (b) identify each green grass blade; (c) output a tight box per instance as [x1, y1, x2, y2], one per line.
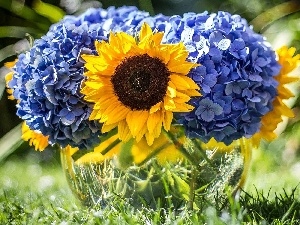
[0, 123, 23, 162]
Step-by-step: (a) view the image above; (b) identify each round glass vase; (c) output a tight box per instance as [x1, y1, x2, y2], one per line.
[60, 128, 252, 210]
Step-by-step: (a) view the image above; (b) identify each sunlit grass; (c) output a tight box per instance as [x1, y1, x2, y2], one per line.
[246, 139, 300, 197]
[0, 143, 299, 224]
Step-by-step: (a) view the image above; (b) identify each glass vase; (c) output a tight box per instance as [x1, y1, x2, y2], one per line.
[60, 128, 252, 210]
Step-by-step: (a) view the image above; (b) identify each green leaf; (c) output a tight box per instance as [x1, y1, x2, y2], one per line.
[0, 84, 5, 100]
[250, 1, 300, 32]
[0, 123, 23, 162]
[168, 170, 190, 201]
[0, 26, 42, 38]
[0, 0, 51, 32]
[0, 44, 15, 64]
[0, 70, 6, 100]
[138, 0, 155, 16]
[33, 0, 65, 23]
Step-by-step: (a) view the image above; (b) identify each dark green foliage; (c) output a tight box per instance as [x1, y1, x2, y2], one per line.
[240, 188, 300, 224]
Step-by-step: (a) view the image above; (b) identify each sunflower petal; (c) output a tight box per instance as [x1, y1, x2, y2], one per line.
[102, 103, 129, 124]
[126, 111, 149, 137]
[118, 120, 132, 142]
[163, 110, 173, 131]
[139, 23, 153, 42]
[147, 110, 162, 134]
[75, 152, 105, 164]
[150, 102, 162, 113]
[102, 123, 118, 133]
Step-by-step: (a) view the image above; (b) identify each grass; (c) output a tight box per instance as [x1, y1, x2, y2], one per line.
[0, 146, 300, 224]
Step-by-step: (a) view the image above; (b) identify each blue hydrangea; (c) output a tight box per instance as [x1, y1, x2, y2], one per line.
[162, 11, 281, 144]
[9, 6, 169, 149]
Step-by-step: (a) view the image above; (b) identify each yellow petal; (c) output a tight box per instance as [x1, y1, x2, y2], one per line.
[116, 32, 136, 54]
[126, 110, 149, 137]
[278, 102, 294, 118]
[168, 62, 196, 74]
[105, 105, 130, 125]
[102, 123, 118, 133]
[174, 102, 194, 112]
[139, 23, 153, 42]
[147, 110, 162, 134]
[163, 111, 173, 131]
[182, 89, 201, 97]
[75, 152, 105, 164]
[150, 102, 162, 113]
[164, 96, 176, 110]
[131, 138, 152, 164]
[152, 32, 164, 46]
[101, 102, 129, 124]
[278, 86, 295, 99]
[135, 124, 148, 143]
[118, 120, 132, 142]
[167, 82, 177, 98]
[145, 132, 155, 146]
[84, 81, 105, 89]
[172, 91, 190, 103]
[170, 74, 199, 90]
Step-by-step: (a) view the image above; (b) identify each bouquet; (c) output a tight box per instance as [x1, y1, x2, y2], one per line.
[5, 6, 300, 209]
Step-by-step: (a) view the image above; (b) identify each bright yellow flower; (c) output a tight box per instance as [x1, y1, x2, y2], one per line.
[251, 46, 300, 146]
[81, 23, 200, 146]
[21, 122, 49, 151]
[75, 133, 121, 164]
[131, 126, 185, 165]
[74, 128, 184, 165]
[202, 138, 240, 152]
[4, 60, 17, 100]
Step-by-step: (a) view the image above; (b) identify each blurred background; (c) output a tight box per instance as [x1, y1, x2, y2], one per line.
[0, 0, 300, 193]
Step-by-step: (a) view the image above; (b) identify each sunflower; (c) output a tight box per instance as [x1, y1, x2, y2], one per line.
[201, 138, 241, 152]
[73, 127, 184, 166]
[74, 133, 121, 164]
[131, 126, 185, 165]
[4, 60, 17, 100]
[81, 23, 200, 145]
[251, 46, 300, 146]
[21, 122, 49, 151]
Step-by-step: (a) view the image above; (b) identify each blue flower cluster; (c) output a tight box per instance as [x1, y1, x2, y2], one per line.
[9, 6, 169, 149]
[163, 11, 280, 144]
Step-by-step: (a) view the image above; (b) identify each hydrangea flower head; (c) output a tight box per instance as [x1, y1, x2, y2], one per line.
[7, 6, 170, 149]
[164, 11, 281, 144]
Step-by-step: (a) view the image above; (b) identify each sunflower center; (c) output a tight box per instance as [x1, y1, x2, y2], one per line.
[129, 70, 151, 92]
[112, 54, 170, 110]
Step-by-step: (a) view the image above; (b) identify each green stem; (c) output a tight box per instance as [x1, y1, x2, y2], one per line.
[162, 129, 199, 167]
[101, 139, 121, 155]
[189, 166, 196, 210]
[137, 127, 187, 166]
[192, 139, 219, 173]
[136, 142, 172, 167]
[232, 138, 252, 195]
